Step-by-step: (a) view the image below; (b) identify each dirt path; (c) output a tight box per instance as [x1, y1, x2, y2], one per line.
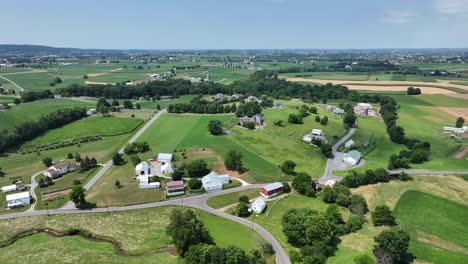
[284, 77, 467, 93]
[454, 147, 468, 159]
[87, 68, 123, 77]
[85, 81, 115, 85]
[1, 69, 48, 75]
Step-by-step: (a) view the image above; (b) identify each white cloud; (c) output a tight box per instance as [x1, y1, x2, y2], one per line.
[434, 0, 468, 16]
[382, 10, 417, 24]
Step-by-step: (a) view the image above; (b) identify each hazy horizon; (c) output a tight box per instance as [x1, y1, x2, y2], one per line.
[1, 0, 468, 49]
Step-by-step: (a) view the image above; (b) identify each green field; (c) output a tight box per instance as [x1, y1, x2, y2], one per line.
[0, 99, 94, 132]
[0, 206, 264, 263]
[207, 189, 261, 209]
[138, 114, 281, 183]
[25, 116, 143, 146]
[394, 191, 468, 264]
[280, 71, 371, 81]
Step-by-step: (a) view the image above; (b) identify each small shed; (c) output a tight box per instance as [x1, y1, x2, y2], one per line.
[251, 199, 266, 214]
[345, 139, 355, 148]
[311, 129, 324, 136]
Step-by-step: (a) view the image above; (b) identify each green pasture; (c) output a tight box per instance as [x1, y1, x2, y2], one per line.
[207, 189, 260, 209]
[280, 71, 371, 81]
[0, 99, 94, 132]
[25, 116, 143, 146]
[394, 191, 468, 264]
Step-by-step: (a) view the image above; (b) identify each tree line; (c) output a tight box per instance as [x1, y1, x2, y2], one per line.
[0, 107, 87, 153]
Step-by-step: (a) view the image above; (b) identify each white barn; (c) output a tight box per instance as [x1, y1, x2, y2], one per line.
[135, 162, 151, 176]
[6, 192, 30, 208]
[202, 171, 230, 192]
[251, 199, 266, 214]
[157, 153, 173, 163]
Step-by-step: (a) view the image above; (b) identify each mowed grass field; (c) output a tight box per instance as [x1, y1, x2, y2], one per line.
[138, 114, 282, 183]
[394, 191, 468, 264]
[207, 189, 260, 209]
[338, 174, 468, 264]
[0, 99, 94, 132]
[25, 116, 143, 146]
[0, 206, 264, 263]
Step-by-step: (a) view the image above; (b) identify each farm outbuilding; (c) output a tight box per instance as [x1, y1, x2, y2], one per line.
[202, 171, 230, 192]
[157, 153, 173, 163]
[260, 182, 284, 198]
[343, 150, 361, 166]
[135, 162, 151, 176]
[166, 180, 185, 196]
[6, 191, 30, 208]
[251, 199, 266, 214]
[1, 184, 17, 193]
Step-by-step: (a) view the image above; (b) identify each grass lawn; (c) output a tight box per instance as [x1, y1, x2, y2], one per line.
[417, 94, 468, 107]
[207, 189, 261, 209]
[0, 206, 263, 259]
[25, 116, 143, 146]
[0, 99, 94, 133]
[0, 233, 183, 264]
[394, 191, 468, 264]
[137, 95, 197, 110]
[86, 160, 167, 207]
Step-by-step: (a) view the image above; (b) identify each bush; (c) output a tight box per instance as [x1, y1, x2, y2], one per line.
[372, 205, 395, 226]
[282, 181, 291, 193]
[234, 202, 250, 217]
[281, 160, 296, 175]
[188, 178, 202, 190]
[399, 172, 413, 181]
[346, 214, 364, 232]
[239, 195, 250, 204]
[208, 120, 223, 135]
[288, 114, 303, 124]
[292, 172, 316, 197]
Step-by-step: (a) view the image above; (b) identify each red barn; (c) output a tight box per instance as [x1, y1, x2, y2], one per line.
[260, 182, 284, 198]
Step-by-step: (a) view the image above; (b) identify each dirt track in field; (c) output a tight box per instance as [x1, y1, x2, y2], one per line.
[85, 81, 115, 85]
[454, 147, 468, 159]
[87, 68, 123, 77]
[285, 77, 468, 94]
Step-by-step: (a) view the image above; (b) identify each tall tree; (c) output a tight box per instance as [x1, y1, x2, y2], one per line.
[224, 150, 244, 172]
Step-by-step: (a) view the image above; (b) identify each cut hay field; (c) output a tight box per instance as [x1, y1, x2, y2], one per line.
[394, 191, 468, 264]
[24, 116, 143, 146]
[0, 99, 94, 132]
[0, 206, 263, 263]
[280, 71, 371, 81]
[334, 174, 468, 264]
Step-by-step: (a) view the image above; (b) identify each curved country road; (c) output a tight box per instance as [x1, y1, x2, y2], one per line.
[320, 128, 356, 183]
[0, 75, 25, 92]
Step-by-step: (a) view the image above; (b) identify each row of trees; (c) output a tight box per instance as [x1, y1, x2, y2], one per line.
[123, 141, 150, 155]
[406, 87, 422, 95]
[0, 107, 87, 153]
[168, 102, 236, 114]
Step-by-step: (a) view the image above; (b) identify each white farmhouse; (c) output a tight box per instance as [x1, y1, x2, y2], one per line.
[251, 199, 266, 214]
[44, 162, 77, 179]
[201, 171, 230, 192]
[1, 184, 17, 193]
[6, 192, 30, 208]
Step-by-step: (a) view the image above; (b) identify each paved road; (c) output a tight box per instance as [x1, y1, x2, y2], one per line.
[320, 128, 356, 183]
[27, 171, 44, 211]
[0, 75, 25, 92]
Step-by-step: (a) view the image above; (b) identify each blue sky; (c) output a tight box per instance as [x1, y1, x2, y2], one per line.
[1, 0, 467, 49]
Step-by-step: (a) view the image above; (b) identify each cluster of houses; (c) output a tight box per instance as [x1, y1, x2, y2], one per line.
[44, 161, 77, 179]
[354, 103, 376, 116]
[303, 129, 327, 144]
[134, 153, 174, 190]
[245, 95, 262, 104]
